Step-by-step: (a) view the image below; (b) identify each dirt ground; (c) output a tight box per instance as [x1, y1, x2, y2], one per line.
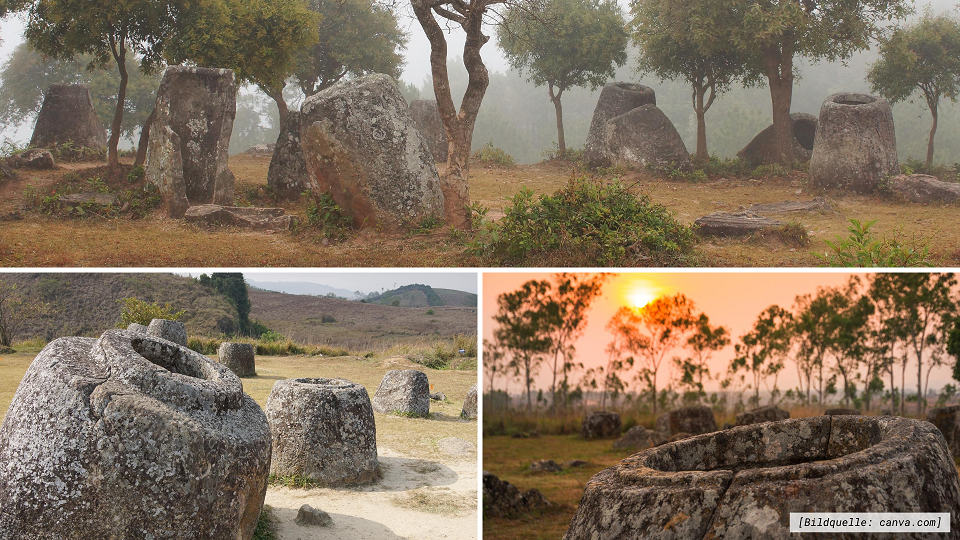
[0, 351, 479, 540]
[1, 154, 958, 266]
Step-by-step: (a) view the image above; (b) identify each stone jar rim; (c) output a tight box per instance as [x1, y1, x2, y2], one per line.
[286, 377, 364, 390]
[824, 92, 883, 108]
[91, 329, 244, 412]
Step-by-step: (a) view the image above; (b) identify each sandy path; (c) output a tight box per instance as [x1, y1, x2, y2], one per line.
[266, 444, 478, 540]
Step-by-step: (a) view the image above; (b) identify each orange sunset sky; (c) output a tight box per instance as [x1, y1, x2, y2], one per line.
[483, 272, 958, 396]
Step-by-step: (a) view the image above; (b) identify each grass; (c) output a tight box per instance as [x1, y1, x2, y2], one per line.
[391, 486, 476, 515]
[251, 505, 276, 540]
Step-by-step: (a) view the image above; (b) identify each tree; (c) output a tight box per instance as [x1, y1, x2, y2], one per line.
[492, 280, 551, 412]
[868, 11, 960, 167]
[792, 289, 835, 405]
[730, 0, 912, 165]
[116, 297, 186, 327]
[684, 313, 730, 404]
[823, 282, 874, 408]
[199, 273, 253, 335]
[630, 0, 748, 160]
[948, 321, 960, 384]
[483, 337, 507, 395]
[0, 280, 47, 347]
[499, 0, 627, 155]
[732, 305, 792, 406]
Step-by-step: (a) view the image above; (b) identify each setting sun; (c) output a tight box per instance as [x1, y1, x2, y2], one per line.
[627, 287, 657, 309]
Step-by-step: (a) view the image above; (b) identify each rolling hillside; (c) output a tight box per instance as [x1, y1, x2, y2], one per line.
[365, 284, 478, 308]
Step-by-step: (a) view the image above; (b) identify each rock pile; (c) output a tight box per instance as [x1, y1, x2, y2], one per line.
[184, 205, 295, 231]
[371, 369, 430, 417]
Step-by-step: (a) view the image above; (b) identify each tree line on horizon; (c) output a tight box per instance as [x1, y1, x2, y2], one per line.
[485, 273, 960, 418]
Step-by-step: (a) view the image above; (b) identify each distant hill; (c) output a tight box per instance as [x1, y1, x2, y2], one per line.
[247, 280, 355, 299]
[4, 273, 239, 340]
[364, 284, 478, 308]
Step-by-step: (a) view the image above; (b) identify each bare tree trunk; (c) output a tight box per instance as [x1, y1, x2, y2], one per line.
[264, 86, 289, 127]
[134, 107, 155, 167]
[926, 103, 938, 168]
[763, 43, 795, 166]
[108, 36, 128, 171]
[549, 84, 565, 155]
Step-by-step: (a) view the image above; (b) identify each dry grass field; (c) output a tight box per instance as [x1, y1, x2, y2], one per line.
[1, 154, 958, 266]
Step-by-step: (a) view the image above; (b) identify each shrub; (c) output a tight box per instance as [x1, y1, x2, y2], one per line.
[818, 219, 933, 267]
[117, 298, 186, 327]
[751, 163, 789, 179]
[473, 142, 516, 167]
[470, 177, 695, 266]
[302, 191, 352, 241]
[542, 145, 584, 163]
[321, 314, 336, 323]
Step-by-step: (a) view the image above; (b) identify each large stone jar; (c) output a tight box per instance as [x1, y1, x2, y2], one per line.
[584, 82, 657, 168]
[0, 329, 271, 539]
[738, 112, 818, 165]
[564, 416, 960, 539]
[265, 378, 379, 485]
[218, 342, 256, 377]
[371, 369, 430, 417]
[30, 84, 107, 150]
[809, 92, 899, 193]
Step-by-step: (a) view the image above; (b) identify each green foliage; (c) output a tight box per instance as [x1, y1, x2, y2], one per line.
[818, 219, 933, 267]
[409, 333, 478, 370]
[116, 297, 185, 327]
[472, 143, 516, 167]
[949, 323, 960, 383]
[303, 191, 352, 242]
[751, 164, 789, 178]
[188, 334, 351, 357]
[471, 177, 695, 266]
[198, 273, 252, 334]
[251, 507, 276, 540]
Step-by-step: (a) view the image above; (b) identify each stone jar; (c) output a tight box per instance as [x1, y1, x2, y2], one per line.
[218, 342, 256, 377]
[655, 405, 718, 437]
[265, 378, 379, 485]
[146, 318, 187, 346]
[30, 84, 107, 150]
[0, 329, 271, 540]
[564, 416, 960, 539]
[371, 369, 430, 417]
[461, 383, 478, 419]
[738, 112, 818, 165]
[580, 411, 621, 439]
[584, 82, 657, 167]
[409, 99, 448, 163]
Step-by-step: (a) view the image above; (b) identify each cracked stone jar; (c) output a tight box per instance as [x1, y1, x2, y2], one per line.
[265, 378, 379, 485]
[564, 416, 960, 539]
[0, 329, 271, 540]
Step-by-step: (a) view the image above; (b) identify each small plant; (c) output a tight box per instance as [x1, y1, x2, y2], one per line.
[251, 506, 276, 540]
[473, 142, 516, 167]
[426, 308, 435, 315]
[773, 222, 810, 247]
[468, 201, 489, 230]
[303, 191, 352, 242]
[818, 219, 934, 267]
[393, 410, 430, 418]
[411, 214, 444, 234]
[127, 165, 145, 183]
[116, 297, 186, 327]
[751, 163, 789, 179]
[542, 145, 584, 163]
[321, 314, 336, 323]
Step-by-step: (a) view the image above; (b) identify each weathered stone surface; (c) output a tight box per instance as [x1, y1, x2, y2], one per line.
[666, 431, 694, 443]
[825, 408, 861, 416]
[888, 174, 960, 204]
[296, 504, 332, 527]
[736, 405, 790, 426]
[810, 93, 899, 193]
[746, 197, 831, 214]
[126, 323, 148, 334]
[242, 143, 275, 157]
[267, 112, 308, 200]
[218, 342, 256, 377]
[462, 383, 478, 420]
[300, 74, 444, 229]
[59, 192, 117, 208]
[580, 411, 621, 439]
[738, 112, 818, 165]
[265, 378, 378, 485]
[695, 211, 784, 237]
[529, 459, 563, 473]
[184, 204, 295, 231]
[927, 405, 960, 458]
[483, 471, 553, 518]
[409, 99, 448, 162]
[30, 84, 107, 150]
[145, 66, 237, 218]
[430, 391, 447, 401]
[564, 416, 960, 539]
[585, 82, 657, 167]
[595, 105, 691, 170]
[372, 369, 430, 417]
[612, 425, 665, 451]
[0, 163, 17, 182]
[655, 405, 717, 437]
[146, 318, 187, 346]
[9, 149, 55, 170]
[0, 330, 271, 539]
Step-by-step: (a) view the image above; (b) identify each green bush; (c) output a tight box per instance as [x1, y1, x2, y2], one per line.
[251, 506, 276, 540]
[303, 191, 352, 241]
[473, 142, 516, 167]
[751, 163, 789, 178]
[818, 219, 933, 267]
[116, 297, 185, 327]
[470, 177, 695, 266]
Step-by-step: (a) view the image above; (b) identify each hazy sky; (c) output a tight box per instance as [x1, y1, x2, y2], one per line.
[483, 271, 958, 396]
[182, 270, 478, 294]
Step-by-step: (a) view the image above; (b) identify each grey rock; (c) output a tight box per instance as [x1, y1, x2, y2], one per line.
[372, 369, 430, 417]
[300, 74, 444, 230]
[461, 383, 478, 420]
[126, 323, 148, 334]
[585, 82, 657, 167]
[563, 460, 589, 469]
[430, 391, 447, 401]
[564, 416, 960, 539]
[483, 471, 553, 518]
[10, 149, 55, 170]
[0, 163, 17, 182]
[184, 204, 295, 231]
[218, 342, 256, 377]
[595, 105, 690, 170]
[612, 425, 665, 451]
[145, 66, 237, 218]
[59, 192, 117, 208]
[146, 318, 187, 347]
[529, 459, 562, 473]
[927, 405, 960, 458]
[409, 99, 448, 162]
[0, 330, 271, 539]
[30, 84, 107, 150]
[888, 174, 960, 204]
[746, 197, 831, 214]
[242, 143, 275, 157]
[825, 408, 861, 415]
[266, 111, 308, 200]
[580, 411, 621, 440]
[655, 405, 717, 437]
[810, 92, 899, 193]
[736, 405, 790, 426]
[695, 211, 784, 237]
[265, 378, 378, 485]
[738, 112, 818, 165]
[295, 504, 332, 527]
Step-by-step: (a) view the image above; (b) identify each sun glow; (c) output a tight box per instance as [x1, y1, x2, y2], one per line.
[627, 287, 657, 309]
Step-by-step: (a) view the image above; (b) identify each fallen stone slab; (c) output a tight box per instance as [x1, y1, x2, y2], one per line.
[430, 391, 446, 401]
[242, 143, 275, 157]
[745, 197, 831, 214]
[10, 148, 55, 170]
[564, 416, 960, 539]
[888, 174, 960, 204]
[184, 204, 296, 231]
[694, 211, 784, 237]
[483, 471, 553, 518]
[59, 192, 117, 208]
[296, 504, 332, 527]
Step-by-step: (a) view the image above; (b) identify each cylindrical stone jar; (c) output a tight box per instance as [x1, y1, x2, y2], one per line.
[0, 329, 271, 540]
[584, 82, 657, 167]
[218, 342, 256, 377]
[809, 92, 899, 193]
[371, 369, 430, 417]
[564, 416, 960, 539]
[146, 318, 188, 346]
[265, 378, 379, 486]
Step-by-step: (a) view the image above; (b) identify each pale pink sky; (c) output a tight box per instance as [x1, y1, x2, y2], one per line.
[483, 272, 957, 397]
